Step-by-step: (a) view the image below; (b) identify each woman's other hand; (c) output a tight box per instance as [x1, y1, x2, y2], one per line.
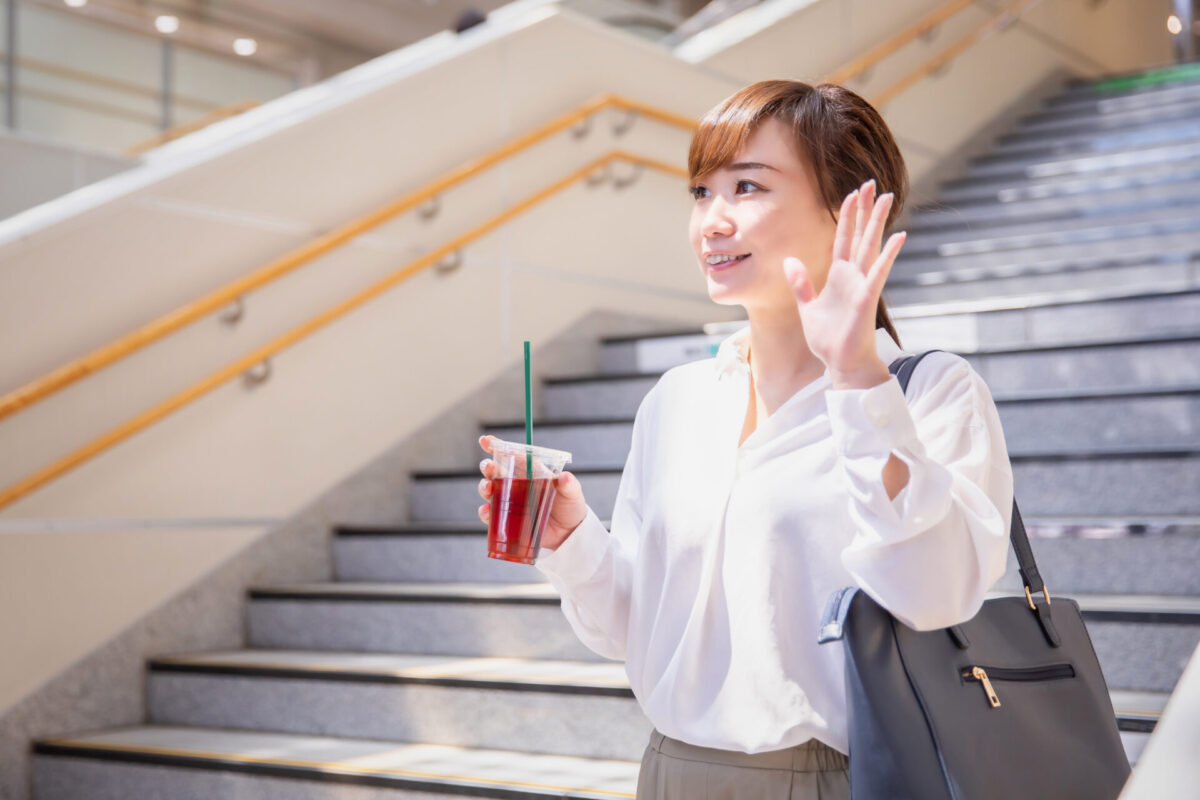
[477, 435, 589, 551]
[782, 178, 907, 387]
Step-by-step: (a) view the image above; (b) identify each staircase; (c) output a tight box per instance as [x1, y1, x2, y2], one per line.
[28, 67, 1200, 796]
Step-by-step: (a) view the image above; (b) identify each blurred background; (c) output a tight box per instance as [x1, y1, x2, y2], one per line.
[0, 0, 1197, 798]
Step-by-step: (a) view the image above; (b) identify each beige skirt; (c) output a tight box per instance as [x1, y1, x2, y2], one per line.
[636, 728, 850, 800]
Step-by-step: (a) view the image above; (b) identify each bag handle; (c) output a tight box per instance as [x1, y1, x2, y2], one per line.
[889, 352, 1061, 647]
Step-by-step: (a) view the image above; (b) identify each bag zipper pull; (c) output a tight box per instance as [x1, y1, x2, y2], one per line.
[966, 666, 1001, 708]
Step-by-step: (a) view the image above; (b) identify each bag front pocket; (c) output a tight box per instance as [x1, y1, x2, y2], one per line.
[960, 663, 1076, 708]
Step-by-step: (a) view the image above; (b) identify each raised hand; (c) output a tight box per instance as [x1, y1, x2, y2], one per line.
[782, 179, 907, 385]
[477, 435, 589, 551]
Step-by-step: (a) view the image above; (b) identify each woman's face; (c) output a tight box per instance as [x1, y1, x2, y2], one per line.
[688, 117, 838, 314]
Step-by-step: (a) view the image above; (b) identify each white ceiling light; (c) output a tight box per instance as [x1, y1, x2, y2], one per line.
[155, 15, 180, 34]
[64, 0, 87, 8]
[233, 38, 257, 56]
[1167, 15, 1182, 35]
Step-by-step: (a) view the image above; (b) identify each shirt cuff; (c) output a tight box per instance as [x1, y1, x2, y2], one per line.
[825, 373, 920, 459]
[534, 505, 610, 585]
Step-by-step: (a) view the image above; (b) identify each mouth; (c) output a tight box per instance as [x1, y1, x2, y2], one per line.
[706, 254, 750, 271]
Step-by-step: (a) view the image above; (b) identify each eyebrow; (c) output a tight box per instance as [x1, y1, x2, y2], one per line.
[725, 161, 780, 172]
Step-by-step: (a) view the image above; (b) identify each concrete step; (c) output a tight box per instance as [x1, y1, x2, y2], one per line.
[977, 120, 1200, 172]
[1051, 69, 1200, 108]
[961, 137, 1200, 183]
[883, 251, 1199, 306]
[31, 725, 640, 799]
[997, 528, 1200, 597]
[1041, 76, 1200, 120]
[937, 153, 1200, 206]
[985, 118, 1200, 163]
[414, 447, 1200, 522]
[548, 332, 1200, 407]
[908, 180, 1200, 236]
[486, 388, 1200, 468]
[594, 290, 1200, 372]
[336, 520, 1196, 587]
[246, 581, 603, 662]
[335, 523, 545, 584]
[248, 580, 1196, 695]
[146, 650, 648, 761]
[890, 219, 1200, 272]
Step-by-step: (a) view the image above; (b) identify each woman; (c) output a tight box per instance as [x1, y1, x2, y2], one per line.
[476, 79, 1014, 799]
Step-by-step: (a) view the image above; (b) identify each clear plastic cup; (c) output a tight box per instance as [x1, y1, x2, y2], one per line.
[486, 439, 572, 564]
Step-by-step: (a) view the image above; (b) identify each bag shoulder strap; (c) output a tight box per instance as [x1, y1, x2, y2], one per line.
[888, 351, 1060, 646]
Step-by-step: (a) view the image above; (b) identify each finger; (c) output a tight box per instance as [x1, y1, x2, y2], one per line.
[556, 471, 580, 497]
[479, 458, 492, 477]
[851, 180, 874, 264]
[858, 193, 894, 275]
[867, 231, 907, 297]
[832, 189, 859, 264]
[478, 435, 492, 454]
[783, 257, 817, 305]
[478, 503, 490, 523]
[479, 477, 492, 499]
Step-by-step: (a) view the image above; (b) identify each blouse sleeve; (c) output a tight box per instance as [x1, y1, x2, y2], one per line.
[532, 381, 657, 660]
[824, 352, 1015, 631]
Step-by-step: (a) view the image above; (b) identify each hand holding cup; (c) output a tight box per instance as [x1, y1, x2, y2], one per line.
[478, 435, 588, 553]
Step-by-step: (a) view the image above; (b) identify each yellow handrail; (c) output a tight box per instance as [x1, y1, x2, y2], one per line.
[868, 0, 1047, 108]
[125, 100, 263, 157]
[0, 149, 686, 510]
[0, 93, 694, 426]
[823, 0, 978, 85]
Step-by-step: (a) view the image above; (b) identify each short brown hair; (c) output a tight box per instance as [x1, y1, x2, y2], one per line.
[687, 79, 907, 348]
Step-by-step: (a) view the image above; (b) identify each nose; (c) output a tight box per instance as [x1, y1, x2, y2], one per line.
[700, 194, 735, 239]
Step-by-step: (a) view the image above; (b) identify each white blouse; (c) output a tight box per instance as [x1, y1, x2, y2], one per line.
[533, 324, 1015, 756]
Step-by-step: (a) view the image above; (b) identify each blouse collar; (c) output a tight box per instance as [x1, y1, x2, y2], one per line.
[714, 324, 907, 381]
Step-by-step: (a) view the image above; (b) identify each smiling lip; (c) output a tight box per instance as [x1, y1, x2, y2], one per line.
[707, 254, 750, 271]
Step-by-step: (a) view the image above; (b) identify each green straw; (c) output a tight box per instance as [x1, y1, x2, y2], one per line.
[524, 340, 533, 479]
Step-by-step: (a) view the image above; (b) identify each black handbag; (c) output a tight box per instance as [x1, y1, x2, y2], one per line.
[818, 349, 1132, 800]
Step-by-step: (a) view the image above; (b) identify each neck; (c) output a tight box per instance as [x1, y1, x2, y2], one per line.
[744, 306, 826, 407]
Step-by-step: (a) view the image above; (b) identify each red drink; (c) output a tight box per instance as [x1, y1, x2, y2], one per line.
[488, 476, 556, 564]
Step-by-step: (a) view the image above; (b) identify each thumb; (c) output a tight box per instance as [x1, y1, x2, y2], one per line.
[555, 471, 582, 498]
[783, 257, 816, 305]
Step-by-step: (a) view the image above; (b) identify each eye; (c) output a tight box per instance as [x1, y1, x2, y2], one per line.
[688, 179, 759, 200]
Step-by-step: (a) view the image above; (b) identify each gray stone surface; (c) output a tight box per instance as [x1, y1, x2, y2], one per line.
[904, 202, 1200, 253]
[543, 375, 659, 421]
[997, 533, 1200, 596]
[492, 392, 1200, 459]
[1011, 456, 1200, 516]
[335, 533, 548, 584]
[966, 340, 1200, 394]
[890, 231, 1200, 279]
[885, 258, 1200, 307]
[1087, 622, 1200, 692]
[148, 673, 649, 760]
[246, 598, 603, 662]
